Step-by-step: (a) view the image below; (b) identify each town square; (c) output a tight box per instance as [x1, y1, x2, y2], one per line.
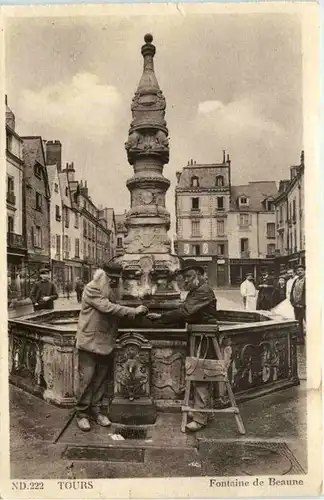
[3, 4, 320, 495]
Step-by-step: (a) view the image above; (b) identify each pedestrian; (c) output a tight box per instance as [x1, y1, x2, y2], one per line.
[272, 275, 287, 308]
[75, 278, 84, 303]
[147, 262, 218, 432]
[290, 264, 306, 344]
[256, 271, 275, 311]
[65, 281, 72, 300]
[75, 263, 148, 432]
[240, 272, 257, 310]
[30, 268, 58, 311]
[286, 268, 297, 303]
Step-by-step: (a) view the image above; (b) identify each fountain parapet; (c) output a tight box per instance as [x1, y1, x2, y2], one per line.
[114, 34, 182, 308]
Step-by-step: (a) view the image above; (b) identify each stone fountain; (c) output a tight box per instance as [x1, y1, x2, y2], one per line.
[112, 33, 182, 309]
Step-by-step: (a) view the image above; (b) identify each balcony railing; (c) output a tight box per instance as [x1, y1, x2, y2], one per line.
[266, 234, 276, 239]
[7, 232, 25, 249]
[240, 250, 250, 258]
[7, 191, 16, 205]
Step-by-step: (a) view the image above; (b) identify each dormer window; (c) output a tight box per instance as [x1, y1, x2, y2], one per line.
[239, 195, 249, 207]
[216, 175, 224, 187]
[191, 176, 199, 188]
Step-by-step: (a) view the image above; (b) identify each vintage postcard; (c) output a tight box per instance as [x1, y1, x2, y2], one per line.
[0, 2, 322, 498]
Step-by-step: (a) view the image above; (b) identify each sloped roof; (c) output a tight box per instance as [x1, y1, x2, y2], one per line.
[22, 136, 49, 196]
[58, 171, 71, 208]
[46, 164, 57, 190]
[22, 136, 46, 169]
[230, 181, 278, 211]
[177, 164, 229, 189]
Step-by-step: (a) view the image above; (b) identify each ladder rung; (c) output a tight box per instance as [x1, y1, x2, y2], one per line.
[181, 407, 238, 414]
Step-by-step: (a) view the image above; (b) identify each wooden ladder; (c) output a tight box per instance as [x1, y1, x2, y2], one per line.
[181, 330, 246, 435]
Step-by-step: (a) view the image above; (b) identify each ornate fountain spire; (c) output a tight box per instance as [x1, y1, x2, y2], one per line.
[117, 34, 181, 304]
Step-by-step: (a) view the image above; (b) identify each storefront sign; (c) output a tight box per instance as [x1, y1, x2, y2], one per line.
[217, 259, 225, 264]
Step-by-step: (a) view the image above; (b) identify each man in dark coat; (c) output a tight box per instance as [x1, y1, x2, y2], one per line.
[30, 268, 58, 311]
[147, 263, 218, 432]
[75, 263, 148, 432]
[256, 272, 275, 311]
[290, 264, 306, 344]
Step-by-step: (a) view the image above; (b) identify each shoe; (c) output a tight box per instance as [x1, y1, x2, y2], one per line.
[185, 421, 206, 432]
[77, 417, 91, 432]
[95, 414, 111, 427]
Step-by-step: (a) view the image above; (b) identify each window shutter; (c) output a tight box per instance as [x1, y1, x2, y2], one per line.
[31, 227, 35, 246]
[68, 238, 71, 251]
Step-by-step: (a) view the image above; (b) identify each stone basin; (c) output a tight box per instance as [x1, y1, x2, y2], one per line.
[8, 307, 300, 412]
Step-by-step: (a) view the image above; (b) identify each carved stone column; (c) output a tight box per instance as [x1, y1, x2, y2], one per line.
[115, 34, 182, 307]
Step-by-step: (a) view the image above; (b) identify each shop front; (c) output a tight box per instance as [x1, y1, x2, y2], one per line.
[182, 256, 229, 287]
[230, 258, 276, 286]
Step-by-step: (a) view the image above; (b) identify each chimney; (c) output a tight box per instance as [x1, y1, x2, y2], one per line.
[80, 179, 88, 197]
[67, 162, 76, 182]
[223, 150, 226, 163]
[300, 150, 304, 167]
[46, 140, 62, 172]
[5, 95, 7, 105]
[176, 171, 181, 183]
[227, 153, 231, 165]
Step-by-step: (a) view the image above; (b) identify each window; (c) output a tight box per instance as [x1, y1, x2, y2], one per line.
[36, 192, 42, 211]
[65, 187, 69, 197]
[56, 234, 61, 257]
[83, 220, 87, 237]
[192, 244, 200, 256]
[34, 226, 42, 248]
[240, 197, 248, 205]
[217, 197, 224, 210]
[266, 201, 273, 211]
[217, 220, 225, 236]
[75, 238, 80, 258]
[191, 197, 199, 210]
[7, 176, 15, 204]
[34, 164, 42, 178]
[267, 243, 276, 256]
[74, 212, 79, 228]
[216, 175, 224, 187]
[64, 207, 70, 228]
[191, 220, 200, 237]
[54, 183, 59, 193]
[88, 244, 91, 259]
[279, 206, 283, 223]
[217, 244, 225, 256]
[55, 205, 61, 221]
[191, 176, 199, 187]
[240, 238, 249, 256]
[294, 230, 297, 251]
[292, 199, 296, 222]
[7, 216, 14, 234]
[239, 214, 250, 227]
[83, 241, 87, 257]
[266, 223, 275, 239]
[117, 237, 123, 248]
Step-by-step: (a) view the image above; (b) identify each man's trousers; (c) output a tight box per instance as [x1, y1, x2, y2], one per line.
[192, 382, 210, 425]
[294, 306, 306, 344]
[76, 349, 111, 418]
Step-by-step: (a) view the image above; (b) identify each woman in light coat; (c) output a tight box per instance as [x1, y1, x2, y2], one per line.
[75, 263, 147, 431]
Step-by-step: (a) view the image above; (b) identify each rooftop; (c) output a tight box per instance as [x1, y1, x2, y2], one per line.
[230, 181, 278, 212]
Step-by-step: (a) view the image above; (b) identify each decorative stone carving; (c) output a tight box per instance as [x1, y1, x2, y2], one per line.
[151, 347, 186, 400]
[123, 226, 170, 254]
[114, 332, 152, 400]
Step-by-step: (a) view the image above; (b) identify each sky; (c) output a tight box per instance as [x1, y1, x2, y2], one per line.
[5, 12, 303, 232]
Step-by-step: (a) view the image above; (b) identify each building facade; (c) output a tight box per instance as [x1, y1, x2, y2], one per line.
[274, 151, 305, 271]
[46, 163, 65, 287]
[227, 182, 278, 284]
[6, 97, 27, 300]
[175, 155, 280, 286]
[175, 154, 231, 286]
[22, 136, 51, 285]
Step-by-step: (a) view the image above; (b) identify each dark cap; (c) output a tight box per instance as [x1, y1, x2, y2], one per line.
[246, 272, 253, 277]
[295, 264, 305, 270]
[102, 262, 123, 278]
[177, 260, 205, 276]
[39, 268, 49, 274]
